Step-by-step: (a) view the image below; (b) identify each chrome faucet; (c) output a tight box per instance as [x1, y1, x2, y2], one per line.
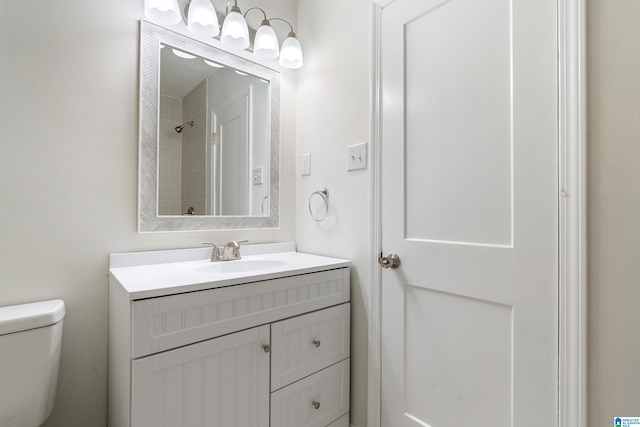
[203, 240, 248, 262]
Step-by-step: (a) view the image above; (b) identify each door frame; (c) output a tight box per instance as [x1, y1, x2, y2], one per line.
[367, 0, 587, 426]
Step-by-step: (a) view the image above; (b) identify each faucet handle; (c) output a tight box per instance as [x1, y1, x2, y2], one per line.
[202, 242, 221, 261]
[225, 240, 248, 260]
[227, 240, 249, 248]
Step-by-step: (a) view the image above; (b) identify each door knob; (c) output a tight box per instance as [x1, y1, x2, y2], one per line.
[378, 252, 401, 269]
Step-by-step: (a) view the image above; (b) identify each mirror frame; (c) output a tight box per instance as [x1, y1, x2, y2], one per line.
[138, 20, 280, 232]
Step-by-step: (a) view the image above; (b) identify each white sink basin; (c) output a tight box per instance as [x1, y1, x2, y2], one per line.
[196, 259, 287, 274]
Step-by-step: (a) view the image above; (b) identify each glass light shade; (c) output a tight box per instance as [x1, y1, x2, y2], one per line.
[220, 10, 250, 50]
[279, 35, 303, 69]
[144, 0, 181, 26]
[187, 0, 220, 38]
[253, 24, 280, 60]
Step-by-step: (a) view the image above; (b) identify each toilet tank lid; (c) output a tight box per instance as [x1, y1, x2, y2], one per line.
[0, 299, 65, 336]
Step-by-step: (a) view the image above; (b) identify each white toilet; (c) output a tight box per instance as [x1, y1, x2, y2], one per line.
[0, 299, 65, 427]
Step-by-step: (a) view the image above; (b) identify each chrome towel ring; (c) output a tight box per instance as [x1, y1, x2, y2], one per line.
[309, 188, 329, 222]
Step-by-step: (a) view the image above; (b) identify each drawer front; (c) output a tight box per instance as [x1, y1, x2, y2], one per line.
[271, 303, 350, 391]
[132, 268, 350, 358]
[271, 359, 350, 427]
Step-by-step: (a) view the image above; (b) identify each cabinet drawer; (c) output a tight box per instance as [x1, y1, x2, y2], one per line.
[132, 268, 350, 358]
[271, 359, 350, 427]
[271, 303, 350, 391]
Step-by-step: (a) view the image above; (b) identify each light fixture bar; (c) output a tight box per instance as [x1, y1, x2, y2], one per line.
[146, 0, 304, 68]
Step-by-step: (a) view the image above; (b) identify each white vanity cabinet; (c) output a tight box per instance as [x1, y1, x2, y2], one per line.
[108, 246, 351, 427]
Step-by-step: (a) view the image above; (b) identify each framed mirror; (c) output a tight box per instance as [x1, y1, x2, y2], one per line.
[139, 21, 280, 232]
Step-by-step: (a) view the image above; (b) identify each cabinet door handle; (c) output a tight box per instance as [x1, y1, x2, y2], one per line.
[312, 339, 321, 348]
[312, 400, 321, 410]
[261, 344, 271, 353]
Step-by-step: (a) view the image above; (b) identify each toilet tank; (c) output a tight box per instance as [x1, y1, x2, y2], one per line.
[0, 300, 65, 427]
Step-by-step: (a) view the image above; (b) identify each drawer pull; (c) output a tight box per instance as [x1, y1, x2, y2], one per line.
[262, 344, 271, 353]
[312, 400, 321, 410]
[312, 339, 321, 348]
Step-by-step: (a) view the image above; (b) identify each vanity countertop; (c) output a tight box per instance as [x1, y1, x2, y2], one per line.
[109, 242, 351, 300]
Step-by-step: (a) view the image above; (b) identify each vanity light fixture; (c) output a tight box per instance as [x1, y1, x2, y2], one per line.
[236, 8, 303, 68]
[247, 8, 279, 60]
[270, 18, 303, 69]
[186, 0, 219, 37]
[144, 0, 181, 26]
[146, 0, 304, 69]
[220, 1, 250, 50]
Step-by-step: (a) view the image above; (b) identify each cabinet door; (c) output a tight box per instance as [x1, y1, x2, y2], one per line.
[271, 303, 350, 390]
[132, 325, 270, 427]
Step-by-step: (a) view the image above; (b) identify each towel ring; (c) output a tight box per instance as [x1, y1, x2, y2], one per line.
[309, 188, 329, 222]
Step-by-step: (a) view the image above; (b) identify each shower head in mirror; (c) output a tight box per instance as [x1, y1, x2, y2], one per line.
[175, 121, 194, 133]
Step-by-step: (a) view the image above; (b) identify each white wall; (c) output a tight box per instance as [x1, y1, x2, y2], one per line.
[587, 0, 640, 425]
[295, 1, 373, 426]
[0, 1, 297, 426]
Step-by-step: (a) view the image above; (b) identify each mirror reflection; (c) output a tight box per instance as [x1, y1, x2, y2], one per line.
[158, 45, 270, 217]
[138, 21, 280, 232]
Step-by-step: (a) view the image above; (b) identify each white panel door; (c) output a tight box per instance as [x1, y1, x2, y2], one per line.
[132, 325, 270, 427]
[380, 0, 559, 426]
[214, 92, 250, 215]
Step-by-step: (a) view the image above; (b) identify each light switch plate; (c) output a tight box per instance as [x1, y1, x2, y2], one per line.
[301, 153, 311, 176]
[252, 166, 263, 185]
[347, 142, 367, 171]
